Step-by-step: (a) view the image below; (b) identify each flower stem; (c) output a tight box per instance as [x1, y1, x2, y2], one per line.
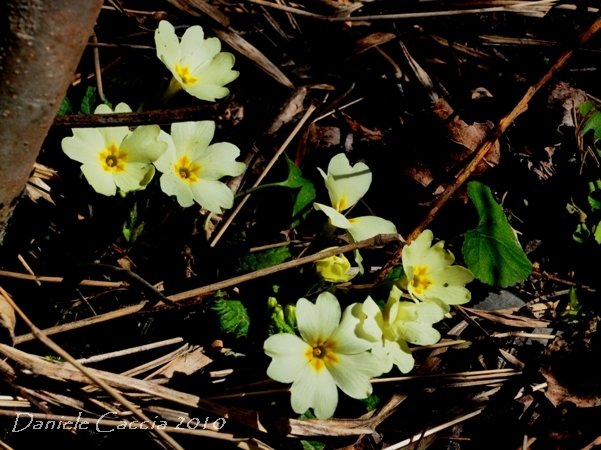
[158, 77, 183, 106]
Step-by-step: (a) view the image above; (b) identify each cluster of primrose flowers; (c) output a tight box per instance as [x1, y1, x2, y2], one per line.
[61, 20, 244, 214]
[264, 230, 475, 420]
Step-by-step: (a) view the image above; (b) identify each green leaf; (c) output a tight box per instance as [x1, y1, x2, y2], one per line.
[298, 410, 317, 420]
[580, 100, 596, 117]
[573, 222, 590, 243]
[57, 96, 73, 116]
[275, 154, 316, 227]
[581, 111, 601, 138]
[462, 181, 532, 287]
[360, 394, 381, 412]
[236, 246, 291, 272]
[561, 287, 582, 319]
[301, 441, 325, 450]
[79, 86, 98, 115]
[211, 297, 250, 338]
[595, 220, 601, 244]
[588, 180, 601, 210]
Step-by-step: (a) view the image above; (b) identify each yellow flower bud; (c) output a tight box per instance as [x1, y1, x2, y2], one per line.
[315, 248, 356, 283]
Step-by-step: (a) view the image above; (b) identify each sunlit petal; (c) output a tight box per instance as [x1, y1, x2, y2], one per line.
[297, 293, 340, 345]
[188, 178, 235, 214]
[121, 125, 167, 162]
[290, 364, 338, 419]
[265, 334, 312, 383]
[326, 352, 378, 399]
[195, 142, 245, 180]
[402, 229, 434, 269]
[80, 164, 116, 196]
[171, 121, 215, 160]
[313, 203, 352, 229]
[160, 172, 194, 207]
[155, 20, 180, 75]
[347, 216, 397, 243]
[325, 153, 371, 212]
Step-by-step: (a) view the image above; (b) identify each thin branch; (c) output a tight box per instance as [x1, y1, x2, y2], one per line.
[52, 105, 216, 128]
[0, 270, 126, 287]
[244, 0, 557, 21]
[76, 337, 184, 364]
[91, 35, 105, 102]
[382, 409, 484, 450]
[16, 255, 40, 287]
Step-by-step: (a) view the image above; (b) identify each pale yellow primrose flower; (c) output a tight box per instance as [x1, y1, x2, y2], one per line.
[314, 153, 397, 272]
[155, 121, 245, 214]
[400, 230, 474, 307]
[61, 103, 167, 196]
[155, 20, 239, 102]
[354, 286, 445, 374]
[315, 247, 356, 283]
[264, 292, 382, 420]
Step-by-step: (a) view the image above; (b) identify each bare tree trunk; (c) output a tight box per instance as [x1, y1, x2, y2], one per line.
[0, 0, 104, 241]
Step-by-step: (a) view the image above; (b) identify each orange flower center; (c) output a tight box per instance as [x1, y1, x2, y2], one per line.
[175, 64, 198, 86]
[99, 144, 127, 173]
[410, 266, 432, 295]
[174, 155, 202, 183]
[305, 340, 338, 372]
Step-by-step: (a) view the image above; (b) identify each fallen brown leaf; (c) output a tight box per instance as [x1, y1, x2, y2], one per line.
[541, 316, 601, 408]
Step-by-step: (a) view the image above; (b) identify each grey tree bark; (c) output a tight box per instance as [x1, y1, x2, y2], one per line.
[0, 0, 104, 241]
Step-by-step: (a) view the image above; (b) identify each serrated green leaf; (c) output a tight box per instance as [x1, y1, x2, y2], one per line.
[79, 86, 97, 115]
[236, 246, 291, 272]
[301, 441, 325, 450]
[462, 181, 532, 288]
[211, 298, 250, 338]
[57, 96, 73, 116]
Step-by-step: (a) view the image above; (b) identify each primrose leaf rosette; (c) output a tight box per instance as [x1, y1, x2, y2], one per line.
[155, 121, 246, 214]
[61, 103, 167, 196]
[314, 154, 397, 273]
[400, 230, 474, 309]
[263, 292, 382, 420]
[155, 20, 239, 102]
[354, 286, 445, 374]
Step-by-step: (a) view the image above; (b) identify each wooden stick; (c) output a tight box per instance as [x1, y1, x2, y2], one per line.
[76, 337, 184, 364]
[0, 269, 126, 287]
[15, 234, 401, 344]
[383, 409, 484, 450]
[53, 105, 216, 128]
